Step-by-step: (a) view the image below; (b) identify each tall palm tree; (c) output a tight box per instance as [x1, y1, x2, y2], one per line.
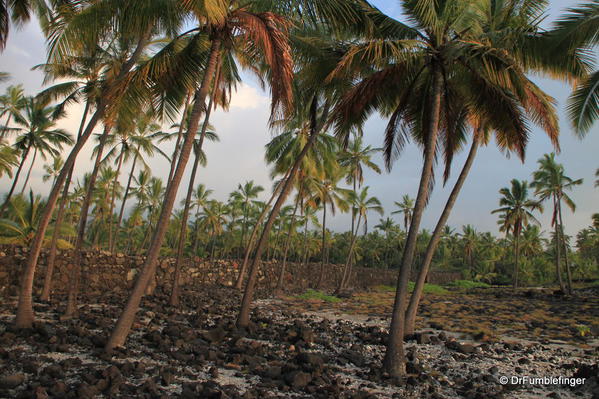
[104, 112, 168, 252]
[306, 166, 350, 288]
[169, 105, 220, 306]
[493, 179, 543, 289]
[532, 153, 583, 294]
[106, 0, 296, 351]
[338, 186, 383, 291]
[15, 0, 180, 328]
[36, 49, 109, 301]
[330, 0, 580, 375]
[392, 195, 414, 231]
[338, 134, 381, 286]
[1, 97, 72, 214]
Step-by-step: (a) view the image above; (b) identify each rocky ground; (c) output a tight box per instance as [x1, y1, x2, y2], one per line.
[0, 285, 598, 399]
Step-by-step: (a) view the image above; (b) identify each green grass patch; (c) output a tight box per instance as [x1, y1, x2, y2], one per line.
[448, 280, 491, 290]
[375, 282, 449, 295]
[296, 289, 342, 303]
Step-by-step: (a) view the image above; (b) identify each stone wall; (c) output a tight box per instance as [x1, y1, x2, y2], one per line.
[0, 245, 461, 298]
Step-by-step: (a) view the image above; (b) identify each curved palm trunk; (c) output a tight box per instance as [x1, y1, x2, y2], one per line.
[41, 102, 90, 301]
[170, 91, 216, 306]
[275, 193, 301, 294]
[338, 213, 362, 292]
[316, 204, 327, 289]
[166, 93, 191, 188]
[405, 135, 479, 335]
[557, 202, 573, 294]
[107, 147, 125, 251]
[64, 122, 112, 318]
[383, 69, 442, 378]
[237, 99, 328, 328]
[0, 145, 30, 216]
[112, 150, 139, 252]
[234, 172, 289, 290]
[105, 40, 221, 351]
[20, 147, 38, 194]
[14, 31, 152, 329]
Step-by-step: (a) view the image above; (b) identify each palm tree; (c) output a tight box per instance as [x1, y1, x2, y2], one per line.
[493, 179, 543, 289]
[306, 166, 350, 288]
[231, 181, 265, 257]
[199, 200, 228, 263]
[42, 155, 63, 185]
[375, 217, 396, 267]
[0, 84, 26, 138]
[169, 107, 220, 306]
[338, 186, 383, 291]
[460, 225, 478, 279]
[104, 112, 167, 252]
[338, 134, 381, 286]
[392, 195, 414, 231]
[106, 0, 296, 351]
[191, 184, 214, 254]
[36, 49, 109, 301]
[1, 97, 72, 214]
[532, 153, 583, 294]
[0, 0, 50, 49]
[15, 0, 176, 328]
[0, 143, 18, 177]
[545, 2, 598, 136]
[330, 0, 580, 375]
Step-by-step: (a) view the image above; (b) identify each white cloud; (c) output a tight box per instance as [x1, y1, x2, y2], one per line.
[228, 84, 268, 110]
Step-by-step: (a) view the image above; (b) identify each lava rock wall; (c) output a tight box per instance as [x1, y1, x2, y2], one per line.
[0, 245, 460, 298]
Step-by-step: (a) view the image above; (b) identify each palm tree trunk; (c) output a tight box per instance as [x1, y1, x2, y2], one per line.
[557, 201, 573, 294]
[41, 100, 90, 301]
[553, 197, 565, 292]
[166, 93, 191, 187]
[237, 98, 330, 328]
[20, 147, 38, 194]
[383, 68, 442, 378]
[170, 88, 217, 306]
[404, 136, 480, 334]
[107, 147, 125, 251]
[105, 39, 221, 351]
[14, 30, 152, 329]
[316, 204, 327, 289]
[192, 209, 201, 254]
[64, 122, 113, 318]
[112, 150, 139, 252]
[0, 145, 30, 216]
[339, 213, 362, 292]
[275, 193, 301, 294]
[234, 171, 289, 290]
[514, 232, 520, 289]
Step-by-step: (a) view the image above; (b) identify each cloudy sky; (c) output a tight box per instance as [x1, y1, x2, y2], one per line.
[0, 0, 597, 239]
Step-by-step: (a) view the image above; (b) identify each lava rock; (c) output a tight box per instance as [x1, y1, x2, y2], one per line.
[284, 371, 312, 388]
[0, 373, 25, 389]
